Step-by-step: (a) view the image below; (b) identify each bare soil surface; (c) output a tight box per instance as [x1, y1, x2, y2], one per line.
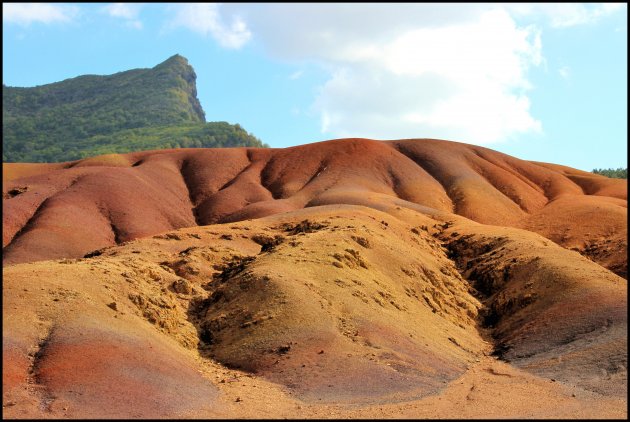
[2, 139, 626, 419]
[3, 139, 626, 277]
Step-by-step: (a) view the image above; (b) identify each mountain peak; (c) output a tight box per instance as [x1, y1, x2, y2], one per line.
[153, 54, 190, 69]
[3, 55, 270, 162]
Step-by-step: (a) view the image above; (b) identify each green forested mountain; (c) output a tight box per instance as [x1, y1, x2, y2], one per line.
[3, 55, 267, 162]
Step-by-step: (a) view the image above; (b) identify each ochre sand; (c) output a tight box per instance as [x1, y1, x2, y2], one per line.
[4, 138, 626, 277]
[3, 139, 627, 418]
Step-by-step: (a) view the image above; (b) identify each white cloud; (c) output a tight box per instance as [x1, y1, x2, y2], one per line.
[102, 3, 138, 20]
[558, 66, 570, 80]
[126, 20, 143, 30]
[164, 3, 625, 144]
[101, 3, 143, 29]
[289, 70, 303, 80]
[3, 3, 79, 26]
[507, 3, 626, 28]
[235, 4, 543, 144]
[168, 3, 250, 49]
[229, 4, 494, 62]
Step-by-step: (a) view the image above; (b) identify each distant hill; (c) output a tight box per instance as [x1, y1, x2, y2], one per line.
[2, 54, 266, 162]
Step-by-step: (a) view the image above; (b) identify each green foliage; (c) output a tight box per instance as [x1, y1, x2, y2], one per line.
[74, 122, 267, 160]
[592, 168, 627, 179]
[3, 54, 267, 163]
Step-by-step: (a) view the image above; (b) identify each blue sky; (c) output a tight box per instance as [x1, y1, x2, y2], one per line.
[3, 3, 627, 171]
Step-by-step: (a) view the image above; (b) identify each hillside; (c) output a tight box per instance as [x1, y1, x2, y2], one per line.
[2, 55, 266, 162]
[2, 138, 627, 418]
[3, 138, 627, 279]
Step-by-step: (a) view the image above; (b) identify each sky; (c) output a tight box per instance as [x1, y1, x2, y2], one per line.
[3, 3, 627, 171]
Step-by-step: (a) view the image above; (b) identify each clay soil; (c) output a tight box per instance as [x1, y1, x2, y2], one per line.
[2, 138, 627, 419]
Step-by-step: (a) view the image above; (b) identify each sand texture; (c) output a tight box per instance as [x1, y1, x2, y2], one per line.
[2, 138, 626, 418]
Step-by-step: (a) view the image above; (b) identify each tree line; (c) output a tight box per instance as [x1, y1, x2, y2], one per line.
[592, 168, 627, 179]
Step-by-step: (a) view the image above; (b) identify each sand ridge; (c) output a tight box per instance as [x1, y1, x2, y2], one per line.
[2, 138, 627, 418]
[3, 138, 627, 279]
[2, 204, 626, 418]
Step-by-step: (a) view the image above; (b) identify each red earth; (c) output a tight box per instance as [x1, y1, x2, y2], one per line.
[2, 138, 627, 418]
[3, 138, 626, 277]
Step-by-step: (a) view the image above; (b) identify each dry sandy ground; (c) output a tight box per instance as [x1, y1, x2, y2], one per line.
[3, 138, 626, 277]
[186, 354, 627, 419]
[3, 205, 626, 419]
[2, 139, 627, 419]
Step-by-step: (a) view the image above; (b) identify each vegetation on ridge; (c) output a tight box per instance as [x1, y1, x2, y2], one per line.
[592, 168, 627, 179]
[3, 54, 267, 163]
[68, 122, 268, 160]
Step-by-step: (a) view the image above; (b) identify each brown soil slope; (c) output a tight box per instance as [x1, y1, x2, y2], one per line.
[2, 205, 626, 418]
[3, 139, 627, 278]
